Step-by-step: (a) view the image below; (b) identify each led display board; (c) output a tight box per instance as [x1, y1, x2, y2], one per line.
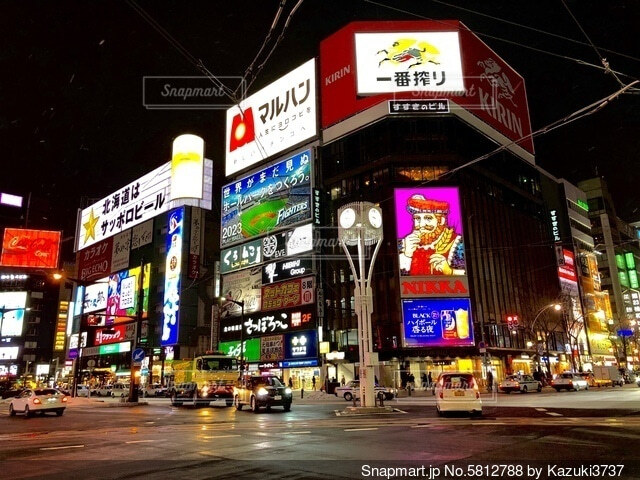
[82, 279, 109, 314]
[402, 298, 474, 347]
[283, 329, 318, 361]
[0, 291, 27, 337]
[0, 347, 19, 360]
[220, 238, 262, 274]
[162, 208, 183, 346]
[220, 267, 262, 317]
[218, 338, 260, 362]
[262, 257, 312, 285]
[558, 249, 578, 284]
[395, 187, 466, 278]
[77, 160, 213, 251]
[0, 229, 61, 269]
[261, 276, 315, 311]
[355, 32, 464, 95]
[225, 59, 317, 176]
[54, 301, 69, 351]
[106, 263, 150, 324]
[221, 149, 312, 247]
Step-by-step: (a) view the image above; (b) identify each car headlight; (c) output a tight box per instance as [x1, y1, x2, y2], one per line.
[257, 387, 269, 396]
[284, 388, 292, 395]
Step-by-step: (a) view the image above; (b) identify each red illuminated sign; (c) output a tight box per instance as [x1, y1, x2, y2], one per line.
[94, 323, 136, 346]
[558, 249, 577, 283]
[77, 237, 113, 282]
[0, 228, 61, 268]
[319, 21, 533, 156]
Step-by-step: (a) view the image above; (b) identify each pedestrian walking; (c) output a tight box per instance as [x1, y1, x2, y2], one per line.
[312, 376, 316, 390]
[486, 370, 494, 393]
[288, 377, 293, 388]
[427, 371, 433, 389]
[421, 373, 428, 390]
[340, 375, 345, 386]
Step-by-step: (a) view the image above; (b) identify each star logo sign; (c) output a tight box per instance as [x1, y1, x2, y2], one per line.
[82, 208, 100, 244]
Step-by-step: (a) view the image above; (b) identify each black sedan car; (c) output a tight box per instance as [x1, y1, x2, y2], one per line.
[234, 375, 293, 413]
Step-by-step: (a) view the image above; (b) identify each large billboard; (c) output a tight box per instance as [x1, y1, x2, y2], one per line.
[220, 305, 315, 341]
[162, 208, 183, 346]
[225, 59, 317, 176]
[106, 263, 151, 324]
[77, 159, 213, 251]
[221, 149, 312, 247]
[0, 229, 61, 269]
[355, 32, 464, 95]
[0, 291, 27, 337]
[320, 21, 534, 160]
[395, 187, 466, 279]
[261, 276, 315, 312]
[220, 267, 262, 317]
[402, 298, 474, 347]
[76, 230, 131, 282]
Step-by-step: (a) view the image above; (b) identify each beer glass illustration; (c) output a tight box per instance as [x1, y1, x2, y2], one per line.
[455, 308, 470, 339]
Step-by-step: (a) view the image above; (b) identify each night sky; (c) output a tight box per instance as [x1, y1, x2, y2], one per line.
[1, 1, 639, 243]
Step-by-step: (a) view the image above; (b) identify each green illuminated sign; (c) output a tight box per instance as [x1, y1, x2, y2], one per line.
[218, 338, 260, 362]
[625, 252, 636, 269]
[576, 199, 589, 212]
[616, 254, 626, 270]
[98, 342, 130, 355]
[619, 271, 629, 288]
[629, 270, 639, 289]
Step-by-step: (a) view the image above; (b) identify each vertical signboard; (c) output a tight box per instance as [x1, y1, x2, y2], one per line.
[162, 207, 184, 346]
[189, 207, 202, 279]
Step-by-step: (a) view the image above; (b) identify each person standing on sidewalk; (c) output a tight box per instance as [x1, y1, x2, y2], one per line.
[312, 376, 316, 390]
[486, 370, 494, 393]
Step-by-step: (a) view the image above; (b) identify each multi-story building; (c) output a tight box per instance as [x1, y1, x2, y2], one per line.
[578, 177, 640, 369]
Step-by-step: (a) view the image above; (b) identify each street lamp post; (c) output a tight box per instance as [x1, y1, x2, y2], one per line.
[221, 294, 245, 374]
[530, 303, 562, 376]
[337, 202, 383, 408]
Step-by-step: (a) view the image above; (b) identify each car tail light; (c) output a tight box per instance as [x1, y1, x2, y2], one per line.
[568, 380, 573, 385]
[33, 398, 41, 405]
[62, 396, 68, 402]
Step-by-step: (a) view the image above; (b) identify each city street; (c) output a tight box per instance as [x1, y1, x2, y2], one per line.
[1, 386, 640, 479]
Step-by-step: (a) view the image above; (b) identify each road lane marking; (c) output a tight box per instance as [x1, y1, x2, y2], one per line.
[535, 408, 547, 411]
[472, 422, 506, 425]
[202, 435, 241, 439]
[40, 445, 85, 451]
[344, 427, 378, 432]
[125, 440, 156, 444]
[411, 425, 432, 428]
[289, 431, 312, 434]
[546, 412, 562, 416]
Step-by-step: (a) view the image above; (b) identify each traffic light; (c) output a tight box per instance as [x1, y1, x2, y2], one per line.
[506, 314, 519, 331]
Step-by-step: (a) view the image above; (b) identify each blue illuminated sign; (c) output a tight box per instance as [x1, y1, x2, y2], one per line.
[162, 207, 184, 346]
[283, 329, 317, 361]
[402, 298, 474, 347]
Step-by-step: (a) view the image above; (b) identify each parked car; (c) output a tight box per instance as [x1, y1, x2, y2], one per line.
[93, 385, 113, 397]
[144, 383, 168, 397]
[76, 385, 90, 397]
[111, 384, 130, 397]
[9, 388, 67, 417]
[234, 375, 293, 413]
[498, 374, 542, 393]
[551, 372, 588, 391]
[434, 372, 482, 416]
[334, 380, 395, 401]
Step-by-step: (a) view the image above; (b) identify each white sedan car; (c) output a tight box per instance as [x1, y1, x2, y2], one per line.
[435, 372, 482, 416]
[498, 374, 542, 393]
[9, 388, 68, 417]
[334, 381, 395, 401]
[552, 372, 589, 391]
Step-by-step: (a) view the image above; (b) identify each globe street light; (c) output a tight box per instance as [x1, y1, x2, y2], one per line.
[337, 202, 383, 408]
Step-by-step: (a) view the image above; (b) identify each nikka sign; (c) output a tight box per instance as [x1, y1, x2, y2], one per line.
[401, 276, 469, 298]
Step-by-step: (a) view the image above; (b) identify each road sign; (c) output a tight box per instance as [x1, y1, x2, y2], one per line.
[618, 329, 633, 337]
[132, 348, 145, 365]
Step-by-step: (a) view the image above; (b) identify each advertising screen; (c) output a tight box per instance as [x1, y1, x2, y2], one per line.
[220, 305, 314, 341]
[395, 187, 466, 277]
[0, 228, 61, 269]
[402, 298, 474, 347]
[0, 291, 27, 337]
[262, 223, 313, 261]
[0, 347, 19, 360]
[106, 263, 150, 324]
[220, 267, 262, 317]
[162, 208, 183, 346]
[225, 59, 317, 176]
[221, 149, 312, 247]
[355, 32, 464, 95]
